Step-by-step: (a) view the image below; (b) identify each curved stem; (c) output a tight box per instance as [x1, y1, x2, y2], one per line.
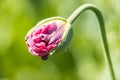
[67, 3, 116, 80]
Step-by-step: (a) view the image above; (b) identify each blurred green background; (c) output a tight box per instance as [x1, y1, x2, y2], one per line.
[0, 0, 120, 80]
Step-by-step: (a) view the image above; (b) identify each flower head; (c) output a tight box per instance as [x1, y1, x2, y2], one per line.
[25, 17, 72, 60]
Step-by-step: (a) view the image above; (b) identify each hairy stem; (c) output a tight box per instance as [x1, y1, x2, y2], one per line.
[67, 3, 116, 80]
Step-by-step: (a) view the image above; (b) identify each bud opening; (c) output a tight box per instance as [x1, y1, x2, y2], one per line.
[25, 17, 71, 60]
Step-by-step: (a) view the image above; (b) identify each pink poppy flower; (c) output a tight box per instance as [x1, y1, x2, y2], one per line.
[25, 17, 72, 60]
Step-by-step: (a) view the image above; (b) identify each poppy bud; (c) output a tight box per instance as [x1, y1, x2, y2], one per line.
[25, 17, 72, 60]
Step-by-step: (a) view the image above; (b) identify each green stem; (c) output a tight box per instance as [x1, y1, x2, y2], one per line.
[67, 3, 116, 80]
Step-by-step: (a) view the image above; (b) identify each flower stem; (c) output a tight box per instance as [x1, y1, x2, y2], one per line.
[67, 3, 116, 80]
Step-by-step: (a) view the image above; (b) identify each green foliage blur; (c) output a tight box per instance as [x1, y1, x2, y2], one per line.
[0, 0, 120, 80]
